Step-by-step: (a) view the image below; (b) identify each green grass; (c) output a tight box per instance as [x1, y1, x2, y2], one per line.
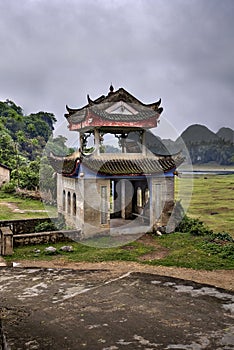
[144, 233, 234, 270]
[176, 174, 234, 236]
[0, 205, 14, 220]
[2, 175, 234, 270]
[4, 240, 154, 264]
[0, 191, 55, 219]
[5, 234, 234, 270]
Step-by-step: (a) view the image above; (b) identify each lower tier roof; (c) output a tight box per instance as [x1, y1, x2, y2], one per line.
[49, 152, 184, 177]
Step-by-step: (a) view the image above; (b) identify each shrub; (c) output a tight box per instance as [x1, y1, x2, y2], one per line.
[212, 232, 233, 242]
[34, 217, 66, 232]
[34, 221, 57, 232]
[201, 240, 234, 259]
[1, 181, 16, 194]
[198, 230, 234, 259]
[175, 215, 212, 236]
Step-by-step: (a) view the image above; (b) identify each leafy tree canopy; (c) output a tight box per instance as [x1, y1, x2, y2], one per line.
[0, 99, 61, 192]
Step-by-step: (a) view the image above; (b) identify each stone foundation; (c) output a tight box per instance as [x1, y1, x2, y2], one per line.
[13, 230, 82, 246]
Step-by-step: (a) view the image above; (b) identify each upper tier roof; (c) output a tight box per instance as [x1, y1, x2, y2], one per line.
[65, 87, 163, 130]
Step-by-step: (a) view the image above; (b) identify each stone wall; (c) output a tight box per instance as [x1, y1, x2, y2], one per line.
[0, 217, 58, 235]
[13, 229, 82, 246]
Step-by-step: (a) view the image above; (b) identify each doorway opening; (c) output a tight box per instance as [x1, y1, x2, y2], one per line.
[110, 178, 150, 227]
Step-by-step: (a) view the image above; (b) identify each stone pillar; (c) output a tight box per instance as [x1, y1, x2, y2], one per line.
[57, 174, 63, 214]
[121, 180, 126, 219]
[125, 181, 133, 219]
[121, 135, 126, 153]
[79, 132, 84, 151]
[142, 130, 147, 155]
[94, 129, 100, 155]
[0, 227, 13, 256]
[151, 178, 165, 230]
[113, 181, 121, 218]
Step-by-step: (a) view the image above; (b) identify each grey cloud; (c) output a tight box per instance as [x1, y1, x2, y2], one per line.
[0, 0, 233, 139]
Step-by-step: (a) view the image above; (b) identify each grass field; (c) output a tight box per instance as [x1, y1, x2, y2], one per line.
[1, 175, 234, 270]
[1, 174, 233, 233]
[177, 174, 234, 236]
[4, 232, 234, 270]
[0, 192, 56, 220]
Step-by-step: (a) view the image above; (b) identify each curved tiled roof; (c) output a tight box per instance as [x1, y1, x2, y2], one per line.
[49, 152, 184, 176]
[48, 151, 81, 175]
[65, 87, 163, 124]
[82, 156, 174, 175]
[67, 104, 159, 125]
[91, 104, 156, 122]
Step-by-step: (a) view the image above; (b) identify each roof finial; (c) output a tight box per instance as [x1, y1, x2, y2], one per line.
[109, 83, 114, 93]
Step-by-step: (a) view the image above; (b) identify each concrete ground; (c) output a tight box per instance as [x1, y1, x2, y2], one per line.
[0, 267, 234, 350]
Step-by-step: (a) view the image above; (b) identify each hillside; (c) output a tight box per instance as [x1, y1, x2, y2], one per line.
[0, 99, 72, 192]
[217, 127, 234, 142]
[176, 124, 220, 144]
[175, 124, 234, 165]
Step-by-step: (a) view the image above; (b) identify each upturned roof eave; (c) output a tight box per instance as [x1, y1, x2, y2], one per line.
[65, 87, 163, 118]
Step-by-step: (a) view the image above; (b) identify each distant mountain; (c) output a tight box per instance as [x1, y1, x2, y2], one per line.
[173, 124, 234, 165]
[176, 124, 220, 144]
[216, 127, 234, 142]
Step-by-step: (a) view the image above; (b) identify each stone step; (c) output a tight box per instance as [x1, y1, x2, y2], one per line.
[0, 256, 7, 267]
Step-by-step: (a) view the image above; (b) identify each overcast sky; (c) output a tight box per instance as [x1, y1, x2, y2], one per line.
[0, 0, 233, 140]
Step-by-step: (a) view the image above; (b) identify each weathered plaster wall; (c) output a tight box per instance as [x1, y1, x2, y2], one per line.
[57, 173, 64, 213]
[83, 178, 110, 237]
[57, 175, 111, 237]
[161, 177, 175, 227]
[0, 166, 10, 186]
[57, 175, 84, 230]
[57, 172, 175, 236]
[151, 176, 175, 230]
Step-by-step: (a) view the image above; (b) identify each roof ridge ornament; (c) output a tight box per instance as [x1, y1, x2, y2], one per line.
[87, 94, 94, 105]
[109, 83, 114, 94]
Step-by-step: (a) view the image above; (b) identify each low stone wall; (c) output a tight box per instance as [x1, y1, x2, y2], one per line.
[0, 218, 58, 235]
[13, 229, 82, 246]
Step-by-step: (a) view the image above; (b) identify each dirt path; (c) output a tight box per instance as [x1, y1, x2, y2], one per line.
[0, 201, 25, 213]
[8, 235, 234, 291]
[0, 201, 47, 213]
[14, 259, 234, 291]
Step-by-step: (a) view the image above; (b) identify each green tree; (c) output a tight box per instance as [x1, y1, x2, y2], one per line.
[11, 159, 40, 190]
[39, 156, 57, 198]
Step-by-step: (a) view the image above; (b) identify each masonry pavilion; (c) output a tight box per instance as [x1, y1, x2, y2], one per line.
[49, 86, 184, 238]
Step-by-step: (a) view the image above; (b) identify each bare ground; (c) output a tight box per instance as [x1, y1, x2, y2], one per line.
[0, 201, 46, 213]
[3, 227, 234, 291]
[14, 259, 234, 292]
